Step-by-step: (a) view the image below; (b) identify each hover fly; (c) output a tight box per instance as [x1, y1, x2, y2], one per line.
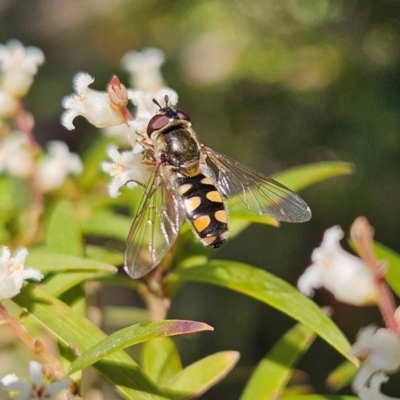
[124, 97, 311, 278]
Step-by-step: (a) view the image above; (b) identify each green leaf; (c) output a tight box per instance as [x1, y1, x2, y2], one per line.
[103, 306, 150, 328]
[78, 135, 113, 189]
[240, 323, 316, 400]
[45, 200, 87, 324]
[80, 210, 131, 241]
[374, 241, 400, 297]
[27, 250, 117, 273]
[166, 261, 356, 364]
[165, 351, 240, 399]
[13, 286, 171, 400]
[282, 396, 358, 400]
[0, 224, 10, 243]
[141, 337, 182, 385]
[326, 361, 357, 391]
[0, 176, 15, 214]
[272, 161, 354, 189]
[43, 271, 105, 297]
[69, 320, 213, 374]
[46, 200, 83, 256]
[85, 245, 123, 266]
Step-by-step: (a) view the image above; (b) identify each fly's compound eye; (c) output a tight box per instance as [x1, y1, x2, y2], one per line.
[147, 114, 170, 135]
[176, 109, 191, 121]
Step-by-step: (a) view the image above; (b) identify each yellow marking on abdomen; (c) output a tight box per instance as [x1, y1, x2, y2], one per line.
[206, 190, 222, 203]
[200, 177, 213, 185]
[177, 183, 192, 196]
[185, 196, 201, 211]
[202, 236, 216, 246]
[193, 215, 211, 233]
[215, 210, 227, 223]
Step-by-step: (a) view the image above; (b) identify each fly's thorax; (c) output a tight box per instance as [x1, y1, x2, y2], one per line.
[153, 122, 202, 176]
[175, 173, 228, 249]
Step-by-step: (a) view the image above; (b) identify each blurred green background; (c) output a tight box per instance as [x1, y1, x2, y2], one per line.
[1, 0, 400, 398]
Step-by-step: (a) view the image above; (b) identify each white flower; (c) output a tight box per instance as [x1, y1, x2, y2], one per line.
[122, 48, 165, 92]
[61, 72, 126, 130]
[128, 88, 178, 135]
[37, 141, 83, 192]
[0, 131, 34, 178]
[0, 40, 44, 75]
[101, 145, 152, 198]
[0, 246, 43, 301]
[297, 225, 378, 306]
[0, 40, 44, 97]
[1, 361, 69, 400]
[101, 123, 139, 148]
[356, 372, 398, 400]
[0, 89, 18, 118]
[352, 326, 400, 399]
[0, 377, 12, 400]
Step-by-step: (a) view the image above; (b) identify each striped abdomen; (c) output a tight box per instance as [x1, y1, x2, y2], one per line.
[176, 174, 228, 248]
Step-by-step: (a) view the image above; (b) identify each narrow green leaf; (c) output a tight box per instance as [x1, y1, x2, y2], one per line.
[13, 286, 171, 400]
[374, 242, 400, 297]
[0, 176, 15, 214]
[69, 320, 213, 374]
[103, 306, 150, 328]
[240, 323, 316, 400]
[46, 201, 83, 256]
[229, 207, 278, 226]
[60, 285, 86, 315]
[141, 337, 182, 385]
[80, 210, 131, 241]
[0, 224, 10, 242]
[272, 161, 355, 189]
[282, 396, 358, 400]
[43, 272, 103, 297]
[326, 361, 358, 391]
[166, 261, 356, 364]
[27, 251, 117, 273]
[78, 135, 113, 189]
[85, 245, 123, 266]
[165, 351, 240, 399]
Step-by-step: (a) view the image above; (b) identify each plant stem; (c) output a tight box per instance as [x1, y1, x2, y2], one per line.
[350, 217, 400, 338]
[15, 102, 44, 247]
[144, 272, 171, 321]
[0, 302, 65, 379]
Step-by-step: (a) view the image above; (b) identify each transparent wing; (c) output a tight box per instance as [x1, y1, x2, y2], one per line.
[124, 165, 186, 278]
[204, 146, 311, 223]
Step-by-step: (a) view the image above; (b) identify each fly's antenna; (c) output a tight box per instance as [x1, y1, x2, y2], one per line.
[164, 95, 169, 106]
[152, 98, 162, 109]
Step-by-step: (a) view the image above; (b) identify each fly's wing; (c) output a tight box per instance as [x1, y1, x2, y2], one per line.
[204, 146, 311, 223]
[124, 165, 186, 278]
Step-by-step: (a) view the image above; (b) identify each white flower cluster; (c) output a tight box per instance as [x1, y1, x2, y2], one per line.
[297, 225, 378, 306]
[0, 132, 34, 179]
[37, 141, 83, 192]
[0, 40, 44, 119]
[0, 133, 82, 191]
[61, 48, 179, 198]
[0, 246, 42, 301]
[299, 225, 400, 398]
[1, 361, 69, 400]
[352, 326, 400, 399]
[0, 40, 83, 192]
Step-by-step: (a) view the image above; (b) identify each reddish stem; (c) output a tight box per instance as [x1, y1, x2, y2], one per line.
[0, 302, 64, 378]
[14, 101, 44, 247]
[350, 217, 400, 338]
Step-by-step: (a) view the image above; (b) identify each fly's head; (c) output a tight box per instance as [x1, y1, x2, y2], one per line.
[147, 95, 191, 137]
